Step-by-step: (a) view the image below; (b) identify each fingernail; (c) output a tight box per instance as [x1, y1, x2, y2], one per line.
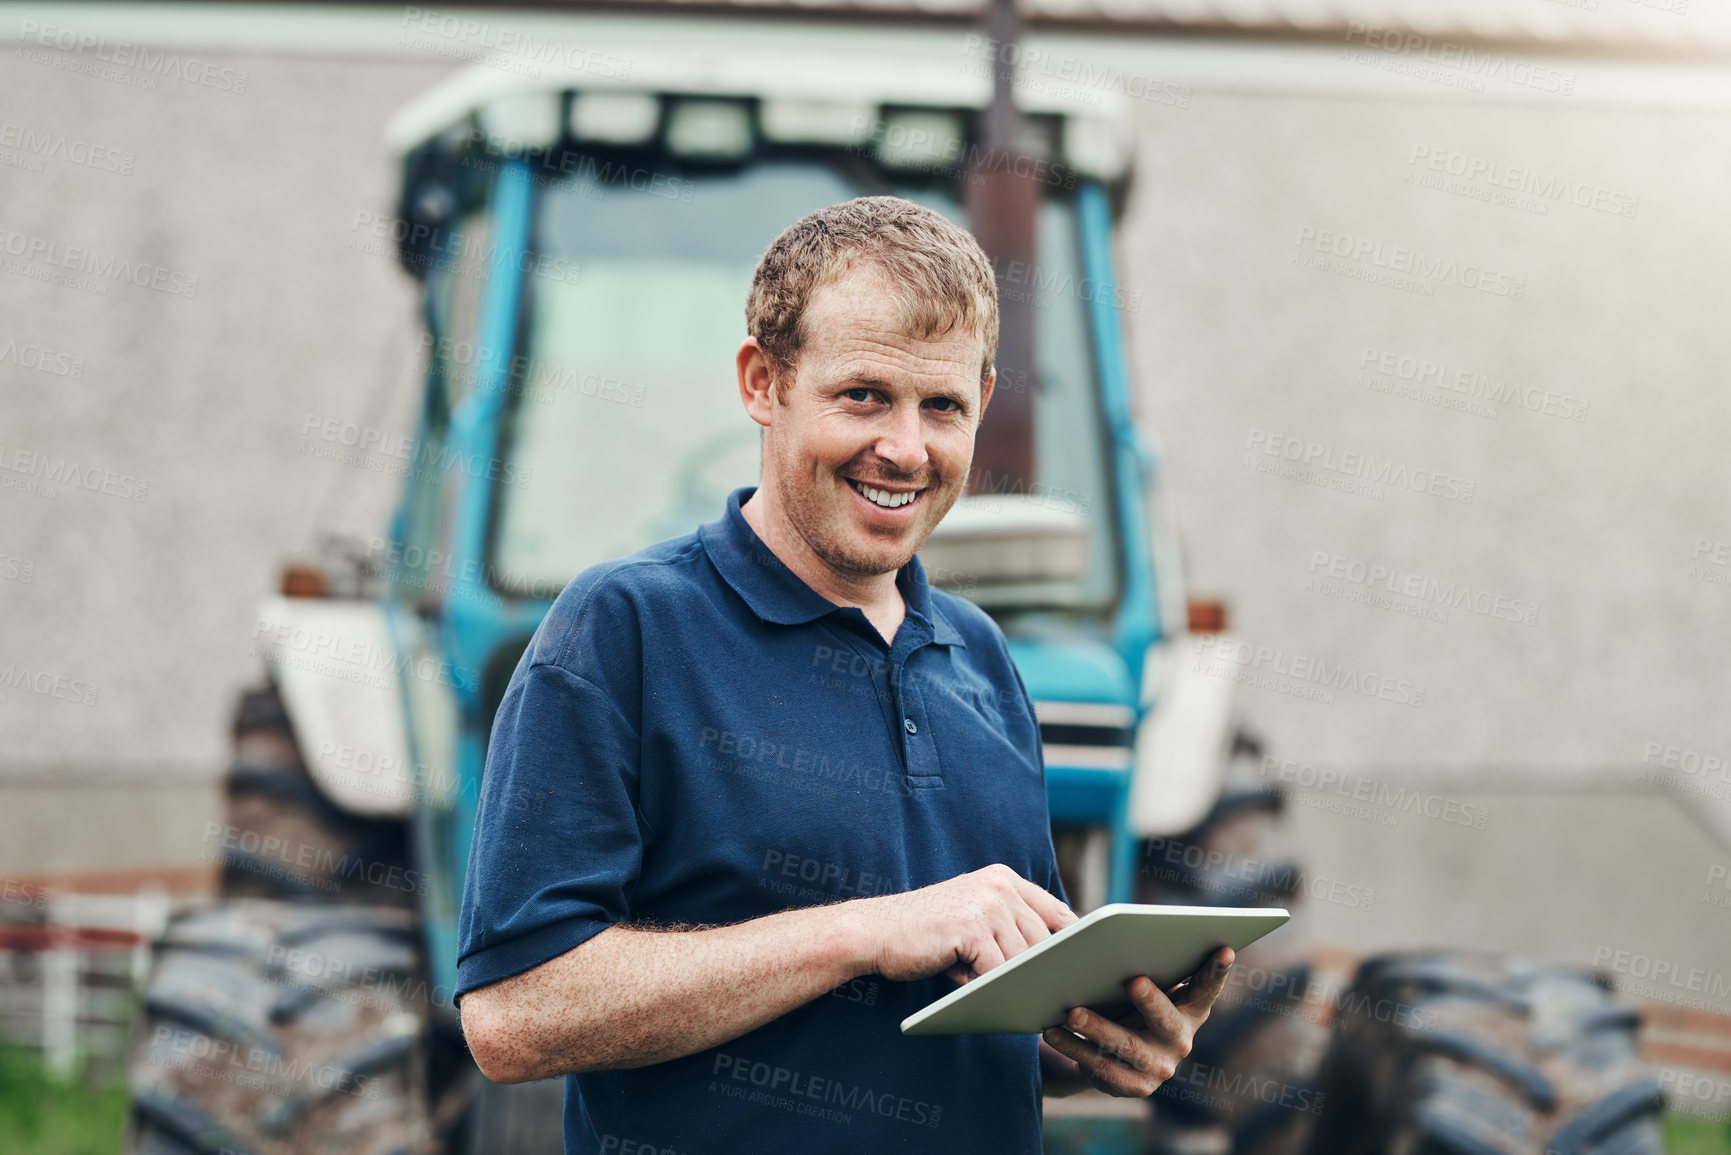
[1069, 1009, 1085, 1027]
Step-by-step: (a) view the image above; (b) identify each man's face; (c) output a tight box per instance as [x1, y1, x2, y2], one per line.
[755, 264, 992, 580]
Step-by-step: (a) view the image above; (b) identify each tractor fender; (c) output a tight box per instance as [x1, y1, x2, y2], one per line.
[1128, 635, 1236, 838]
[251, 595, 416, 818]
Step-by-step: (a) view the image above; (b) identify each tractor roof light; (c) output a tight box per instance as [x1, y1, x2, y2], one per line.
[476, 90, 563, 157]
[874, 108, 966, 173]
[1014, 115, 1059, 163]
[1063, 113, 1132, 183]
[664, 99, 755, 159]
[570, 90, 660, 146]
[760, 97, 874, 146]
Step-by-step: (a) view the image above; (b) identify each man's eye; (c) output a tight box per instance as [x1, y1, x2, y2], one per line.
[926, 397, 961, 412]
[844, 388, 874, 403]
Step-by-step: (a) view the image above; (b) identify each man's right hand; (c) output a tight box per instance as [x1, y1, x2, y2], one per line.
[849, 863, 1078, 986]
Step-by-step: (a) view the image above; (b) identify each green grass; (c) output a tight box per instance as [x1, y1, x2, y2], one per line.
[1666, 1112, 1731, 1155]
[0, 1045, 129, 1155]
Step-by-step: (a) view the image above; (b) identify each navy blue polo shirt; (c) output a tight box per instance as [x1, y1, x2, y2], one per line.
[458, 486, 1067, 1155]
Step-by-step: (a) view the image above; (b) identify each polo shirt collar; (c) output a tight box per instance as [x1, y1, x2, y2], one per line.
[701, 487, 964, 646]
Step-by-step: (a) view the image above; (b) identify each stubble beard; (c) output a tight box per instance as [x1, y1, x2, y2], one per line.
[771, 449, 952, 581]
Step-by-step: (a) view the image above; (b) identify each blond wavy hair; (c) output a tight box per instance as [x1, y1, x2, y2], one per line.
[746, 196, 998, 392]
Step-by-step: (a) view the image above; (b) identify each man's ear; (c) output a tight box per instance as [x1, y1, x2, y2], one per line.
[976, 367, 997, 423]
[737, 337, 779, 428]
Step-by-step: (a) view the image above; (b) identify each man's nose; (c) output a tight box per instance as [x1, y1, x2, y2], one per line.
[872, 402, 928, 475]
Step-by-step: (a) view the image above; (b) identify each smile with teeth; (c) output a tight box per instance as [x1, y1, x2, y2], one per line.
[848, 479, 923, 509]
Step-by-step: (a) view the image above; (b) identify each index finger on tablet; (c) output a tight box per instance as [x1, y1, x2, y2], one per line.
[1012, 875, 1077, 930]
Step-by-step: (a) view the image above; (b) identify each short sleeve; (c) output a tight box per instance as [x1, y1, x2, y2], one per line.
[455, 659, 644, 997]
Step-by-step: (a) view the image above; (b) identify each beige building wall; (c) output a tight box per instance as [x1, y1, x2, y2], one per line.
[0, 7, 1726, 978]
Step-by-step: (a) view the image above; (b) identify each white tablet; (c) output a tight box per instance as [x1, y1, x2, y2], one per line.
[899, 903, 1289, 1036]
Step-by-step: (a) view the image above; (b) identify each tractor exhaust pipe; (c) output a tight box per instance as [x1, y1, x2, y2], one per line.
[966, 0, 1040, 496]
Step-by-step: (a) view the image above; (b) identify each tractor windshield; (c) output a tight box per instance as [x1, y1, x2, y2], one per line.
[490, 155, 1117, 611]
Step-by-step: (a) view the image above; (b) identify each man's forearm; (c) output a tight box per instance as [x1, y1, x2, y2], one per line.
[460, 903, 866, 1083]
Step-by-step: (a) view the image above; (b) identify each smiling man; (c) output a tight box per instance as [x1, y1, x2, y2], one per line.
[456, 196, 1233, 1155]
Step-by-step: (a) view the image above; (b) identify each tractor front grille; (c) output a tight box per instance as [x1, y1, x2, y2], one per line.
[1034, 701, 1135, 771]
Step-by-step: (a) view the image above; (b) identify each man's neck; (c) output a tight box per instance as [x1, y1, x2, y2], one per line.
[740, 487, 907, 645]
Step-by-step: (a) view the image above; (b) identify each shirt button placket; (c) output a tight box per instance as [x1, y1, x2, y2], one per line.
[895, 655, 943, 786]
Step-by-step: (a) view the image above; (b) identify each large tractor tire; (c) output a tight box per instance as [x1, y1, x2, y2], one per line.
[123, 900, 431, 1155]
[1138, 731, 1336, 1155]
[220, 686, 415, 907]
[1302, 952, 1666, 1155]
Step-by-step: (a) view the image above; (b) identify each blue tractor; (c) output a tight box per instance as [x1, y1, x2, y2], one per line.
[121, 31, 1667, 1155]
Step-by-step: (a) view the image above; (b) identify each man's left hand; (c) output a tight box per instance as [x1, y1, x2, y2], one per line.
[1040, 946, 1235, 1097]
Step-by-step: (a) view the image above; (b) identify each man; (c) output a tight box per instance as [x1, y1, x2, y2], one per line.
[456, 196, 1233, 1153]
